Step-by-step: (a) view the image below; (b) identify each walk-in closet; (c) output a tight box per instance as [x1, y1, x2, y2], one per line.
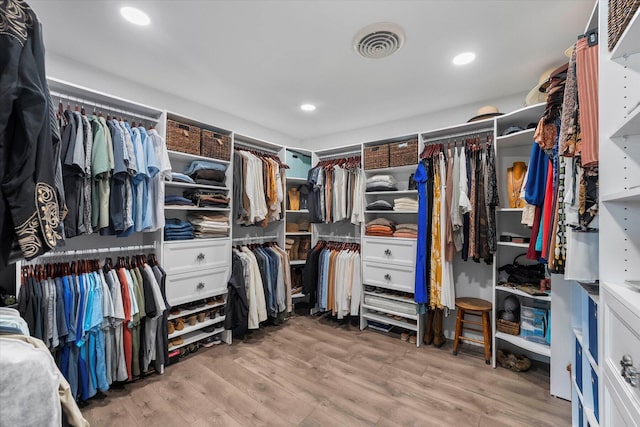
[1, 1, 638, 426]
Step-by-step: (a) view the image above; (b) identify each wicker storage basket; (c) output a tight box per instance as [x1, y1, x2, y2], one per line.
[389, 138, 418, 167]
[167, 120, 201, 155]
[364, 144, 389, 170]
[201, 130, 231, 161]
[497, 319, 520, 336]
[608, 0, 640, 51]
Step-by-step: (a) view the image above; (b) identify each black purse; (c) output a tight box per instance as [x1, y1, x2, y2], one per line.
[498, 254, 545, 285]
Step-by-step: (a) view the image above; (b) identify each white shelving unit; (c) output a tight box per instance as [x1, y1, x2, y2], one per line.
[598, 1, 640, 425]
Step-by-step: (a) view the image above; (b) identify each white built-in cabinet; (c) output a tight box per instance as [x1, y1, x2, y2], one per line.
[598, 0, 640, 425]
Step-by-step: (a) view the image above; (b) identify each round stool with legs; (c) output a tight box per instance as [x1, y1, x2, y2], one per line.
[452, 297, 493, 364]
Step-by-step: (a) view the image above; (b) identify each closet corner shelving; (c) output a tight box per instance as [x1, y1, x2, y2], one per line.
[598, 0, 640, 425]
[284, 147, 313, 307]
[163, 111, 234, 351]
[359, 135, 423, 346]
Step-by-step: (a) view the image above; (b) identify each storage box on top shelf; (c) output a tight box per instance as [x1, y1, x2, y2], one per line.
[286, 150, 312, 179]
[167, 119, 201, 155]
[388, 138, 418, 167]
[364, 143, 389, 170]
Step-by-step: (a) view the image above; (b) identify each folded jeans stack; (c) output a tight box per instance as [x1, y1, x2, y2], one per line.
[393, 223, 418, 238]
[365, 217, 396, 237]
[366, 175, 398, 192]
[164, 218, 195, 240]
[165, 195, 195, 206]
[171, 172, 195, 184]
[393, 197, 418, 211]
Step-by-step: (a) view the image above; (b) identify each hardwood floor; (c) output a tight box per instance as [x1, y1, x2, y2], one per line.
[81, 315, 571, 426]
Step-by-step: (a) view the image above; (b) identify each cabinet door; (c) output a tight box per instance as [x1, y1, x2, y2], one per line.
[576, 339, 584, 393]
[362, 237, 416, 267]
[588, 298, 598, 364]
[591, 366, 599, 423]
[163, 239, 231, 275]
[362, 262, 414, 293]
[165, 267, 229, 306]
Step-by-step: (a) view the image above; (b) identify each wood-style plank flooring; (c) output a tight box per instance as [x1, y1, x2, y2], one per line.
[81, 315, 571, 426]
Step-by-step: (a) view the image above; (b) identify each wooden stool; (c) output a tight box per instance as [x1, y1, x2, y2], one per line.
[452, 297, 492, 364]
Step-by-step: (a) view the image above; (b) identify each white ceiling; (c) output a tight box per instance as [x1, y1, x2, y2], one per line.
[30, 0, 595, 140]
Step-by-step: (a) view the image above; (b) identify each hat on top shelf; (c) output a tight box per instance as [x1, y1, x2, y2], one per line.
[467, 105, 503, 122]
[525, 63, 568, 106]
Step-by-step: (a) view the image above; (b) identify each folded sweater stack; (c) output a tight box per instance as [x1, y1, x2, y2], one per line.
[187, 212, 229, 238]
[183, 189, 230, 208]
[366, 200, 393, 211]
[393, 197, 418, 211]
[184, 160, 227, 187]
[393, 223, 418, 238]
[366, 175, 398, 192]
[365, 217, 396, 237]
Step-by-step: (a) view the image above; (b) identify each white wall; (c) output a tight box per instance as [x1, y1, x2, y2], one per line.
[300, 92, 528, 149]
[45, 52, 300, 147]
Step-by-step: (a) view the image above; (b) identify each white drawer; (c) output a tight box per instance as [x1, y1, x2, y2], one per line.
[362, 262, 414, 293]
[163, 239, 231, 275]
[604, 370, 639, 427]
[362, 237, 416, 267]
[602, 283, 640, 423]
[165, 267, 229, 307]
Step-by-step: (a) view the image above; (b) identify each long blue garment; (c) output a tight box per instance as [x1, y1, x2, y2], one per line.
[524, 143, 549, 206]
[413, 162, 428, 304]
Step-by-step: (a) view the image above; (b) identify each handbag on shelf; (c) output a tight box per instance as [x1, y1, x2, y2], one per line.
[498, 254, 545, 285]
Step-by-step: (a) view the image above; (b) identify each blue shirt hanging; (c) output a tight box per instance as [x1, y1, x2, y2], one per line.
[414, 161, 428, 304]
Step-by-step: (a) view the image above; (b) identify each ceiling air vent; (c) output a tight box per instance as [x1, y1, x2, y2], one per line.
[353, 22, 406, 59]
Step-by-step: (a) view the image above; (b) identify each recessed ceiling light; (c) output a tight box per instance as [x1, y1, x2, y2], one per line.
[300, 103, 316, 112]
[453, 52, 476, 66]
[120, 6, 150, 26]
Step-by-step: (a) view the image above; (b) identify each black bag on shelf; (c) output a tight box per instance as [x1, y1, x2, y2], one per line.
[498, 254, 545, 285]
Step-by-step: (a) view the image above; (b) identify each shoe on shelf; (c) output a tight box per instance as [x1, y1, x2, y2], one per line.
[400, 332, 409, 341]
[206, 298, 216, 306]
[197, 312, 207, 323]
[188, 315, 197, 326]
[174, 318, 185, 331]
[168, 321, 175, 335]
[202, 336, 222, 347]
[169, 307, 181, 316]
[409, 334, 417, 345]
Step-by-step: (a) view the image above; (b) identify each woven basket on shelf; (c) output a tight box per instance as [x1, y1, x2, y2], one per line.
[167, 119, 201, 155]
[497, 319, 520, 336]
[389, 138, 418, 167]
[201, 130, 232, 161]
[364, 144, 389, 170]
[608, 0, 640, 51]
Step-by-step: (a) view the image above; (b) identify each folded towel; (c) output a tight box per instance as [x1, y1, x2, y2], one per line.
[365, 217, 396, 227]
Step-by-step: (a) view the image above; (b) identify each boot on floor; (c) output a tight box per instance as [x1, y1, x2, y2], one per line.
[423, 309, 435, 345]
[432, 308, 446, 348]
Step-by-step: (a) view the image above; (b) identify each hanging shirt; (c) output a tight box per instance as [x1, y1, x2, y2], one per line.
[413, 161, 428, 304]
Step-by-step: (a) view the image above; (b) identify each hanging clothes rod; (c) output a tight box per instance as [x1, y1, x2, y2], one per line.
[232, 235, 279, 243]
[316, 234, 361, 242]
[317, 150, 361, 160]
[234, 141, 281, 155]
[50, 91, 160, 123]
[27, 244, 157, 260]
[422, 128, 494, 144]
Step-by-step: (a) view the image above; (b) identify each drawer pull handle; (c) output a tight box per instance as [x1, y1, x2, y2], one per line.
[621, 354, 638, 388]
[384, 274, 391, 281]
[197, 253, 205, 261]
[197, 282, 205, 290]
[384, 249, 392, 256]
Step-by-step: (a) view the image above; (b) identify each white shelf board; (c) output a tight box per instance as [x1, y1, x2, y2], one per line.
[168, 316, 225, 339]
[362, 235, 417, 242]
[495, 103, 545, 131]
[497, 207, 524, 212]
[497, 241, 529, 248]
[364, 164, 416, 174]
[584, 406, 599, 427]
[290, 260, 306, 266]
[601, 186, 640, 203]
[164, 206, 231, 211]
[364, 290, 416, 304]
[169, 327, 225, 350]
[163, 237, 230, 246]
[166, 181, 229, 191]
[420, 118, 495, 141]
[361, 304, 417, 320]
[362, 312, 418, 331]
[610, 104, 640, 139]
[168, 150, 230, 165]
[365, 190, 418, 196]
[365, 210, 418, 214]
[496, 128, 535, 148]
[168, 300, 225, 321]
[573, 327, 584, 347]
[286, 209, 309, 213]
[610, 6, 640, 63]
[496, 285, 551, 302]
[285, 232, 312, 236]
[495, 332, 551, 357]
